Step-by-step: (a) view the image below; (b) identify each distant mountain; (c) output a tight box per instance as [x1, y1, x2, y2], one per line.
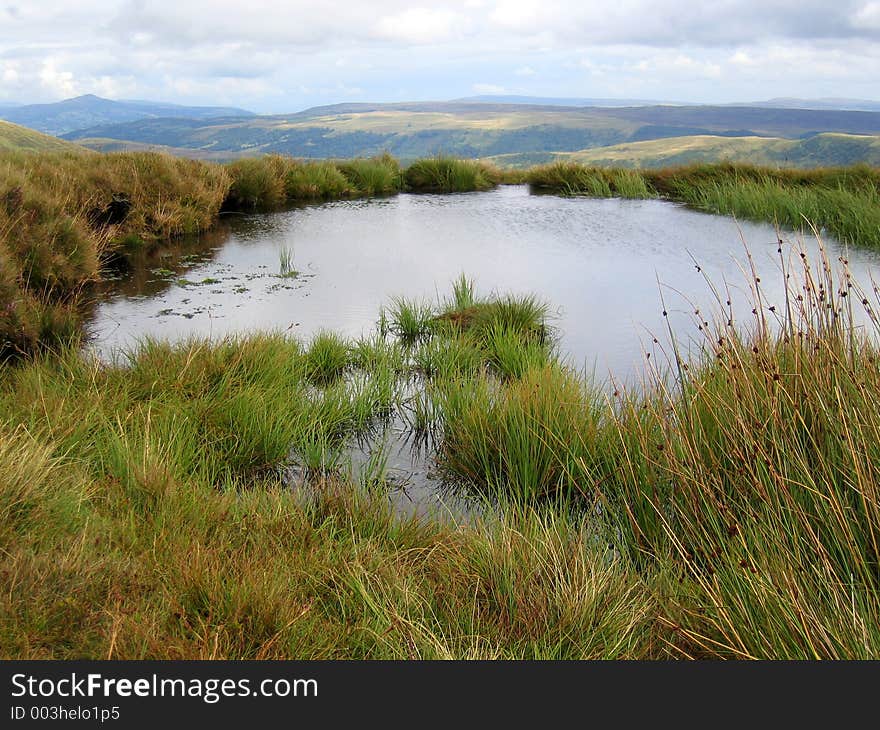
[456, 95, 676, 107]
[0, 94, 255, 136]
[0, 119, 86, 153]
[64, 101, 880, 163]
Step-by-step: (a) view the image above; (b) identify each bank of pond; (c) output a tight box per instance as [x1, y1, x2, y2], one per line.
[2, 150, 880, 659]
[3, 260, 880, 658]
[1, 150, 879, 356]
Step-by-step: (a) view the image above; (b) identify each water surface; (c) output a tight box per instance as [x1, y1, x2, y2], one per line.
[86, 185, 880, 517]
[89, 185, 880, 384]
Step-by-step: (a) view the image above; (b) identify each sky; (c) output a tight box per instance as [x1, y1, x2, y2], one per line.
[1, 1, 879, 112]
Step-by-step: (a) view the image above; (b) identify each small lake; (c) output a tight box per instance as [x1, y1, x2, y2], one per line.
[87, 184, 880, 384]
[85, 184, 880, 518]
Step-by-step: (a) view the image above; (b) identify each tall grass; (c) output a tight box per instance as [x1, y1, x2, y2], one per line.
[4, 253, 880, 657]
[337, 153, 403, 197]
[0, 332, 655, 659]
[404, 157, 500, 193]
[528, 163, 657, 199]
[0, 150, 231, 357]
[529, 160, 880, 248]
[418, 244, 880, 657]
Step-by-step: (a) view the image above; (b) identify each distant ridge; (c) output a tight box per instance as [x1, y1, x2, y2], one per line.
[0, 94, 255, 136]
[454, 95, 676, 107]
[749, 98, 880, 112]
[460, 94, 880, 113]
[483, 133, 880, 169]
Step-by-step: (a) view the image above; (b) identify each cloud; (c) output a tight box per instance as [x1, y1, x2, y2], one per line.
[38, 58, 78, 97]
[373, 7, 468, 44]
[0, 1, 877, 110]
[854, 1, 880, 29]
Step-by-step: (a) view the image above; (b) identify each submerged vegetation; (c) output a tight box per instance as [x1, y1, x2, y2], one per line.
[3, 243, 880, 658]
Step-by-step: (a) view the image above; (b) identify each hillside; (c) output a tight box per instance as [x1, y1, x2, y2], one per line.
[486, 133, 880, 169]
[0, 94, 254, 136]
[62, 101, 880, 163]
[0, 120, 86, 153]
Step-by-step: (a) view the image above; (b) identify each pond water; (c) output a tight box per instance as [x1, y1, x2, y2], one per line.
[88, 185, 880, 382]
[85, 185, 880, 517]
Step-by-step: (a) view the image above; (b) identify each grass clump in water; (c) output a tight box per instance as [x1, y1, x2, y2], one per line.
[303, 332, 351, 386]
[337, 153, 402, 197]
[404, 157, 500, 193]
[387, 297, 435, 345]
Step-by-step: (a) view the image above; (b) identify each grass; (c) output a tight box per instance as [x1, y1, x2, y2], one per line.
[528, 161, 880, 248]
[404, 157, 500, 193]
[278, 244, 296, 277]
[3, 250, 880, 658]
[0, 149, 231, 357]
[528, 162, 658, 199]
[303, 332, 351, 386]
[3, 149, 880, 658]
[0, 325, 655, 659]
[0, 120, 86, 153]
[337, 153, 403, 197]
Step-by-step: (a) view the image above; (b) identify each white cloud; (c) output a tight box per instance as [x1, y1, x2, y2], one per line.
[374, 7, 467, 44]
[489, 0, 542, 30]
[854, 1, 880, 28]
[38, 58, 78, 97]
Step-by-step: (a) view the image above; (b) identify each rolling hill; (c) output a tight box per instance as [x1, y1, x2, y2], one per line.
[62, 101, 880, 164]
[485, 133, 880, 169]
[0, 94, 254, 136]
[0, 119, 87, 153]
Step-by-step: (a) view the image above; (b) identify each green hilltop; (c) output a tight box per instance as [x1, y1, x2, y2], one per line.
[0, 120, 86, 153]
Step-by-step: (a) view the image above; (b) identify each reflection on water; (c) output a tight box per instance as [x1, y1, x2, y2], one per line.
[84, 185, 880, 516]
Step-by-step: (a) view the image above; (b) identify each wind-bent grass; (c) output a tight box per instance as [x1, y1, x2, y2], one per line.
[337, 153, 403, 197]
[404, 157, 500, 193]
